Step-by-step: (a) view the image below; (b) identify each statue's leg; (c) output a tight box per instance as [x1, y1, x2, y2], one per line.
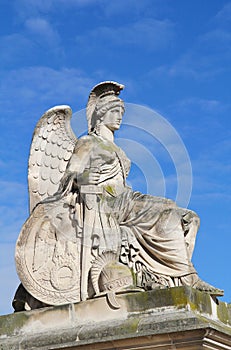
[114, 191, 224, 296]
[178, 210, 224, 296]
[172, 210, 224, 296]
[124, 207, 198, 288]
[181, 210, 200, 260]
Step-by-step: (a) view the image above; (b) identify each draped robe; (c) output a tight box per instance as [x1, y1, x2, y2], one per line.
[63, 134, 199, 288]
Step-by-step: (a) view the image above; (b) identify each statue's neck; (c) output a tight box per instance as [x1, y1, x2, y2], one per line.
[98, 125, 114, 142]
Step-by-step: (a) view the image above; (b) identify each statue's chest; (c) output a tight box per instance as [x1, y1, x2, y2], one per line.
[91, 140, 131, 175]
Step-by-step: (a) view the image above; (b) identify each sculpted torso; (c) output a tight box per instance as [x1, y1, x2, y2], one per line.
[67, 135, 130, 196]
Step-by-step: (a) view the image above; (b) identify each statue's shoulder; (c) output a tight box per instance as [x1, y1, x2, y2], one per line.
[73, 134, 97, 152]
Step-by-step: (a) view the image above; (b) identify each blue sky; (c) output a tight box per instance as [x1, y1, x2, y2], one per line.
[0, 0, 230, 315]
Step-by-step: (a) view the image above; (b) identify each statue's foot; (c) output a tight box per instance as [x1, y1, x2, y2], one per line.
[192, 279, 224, 296]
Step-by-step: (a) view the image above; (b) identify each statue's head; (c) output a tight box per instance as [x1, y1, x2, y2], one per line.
[86, 81, 124, 134]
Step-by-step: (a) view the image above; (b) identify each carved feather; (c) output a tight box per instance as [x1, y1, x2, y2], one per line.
[28, 105, 77, 212]
[91, 251, 117, 294]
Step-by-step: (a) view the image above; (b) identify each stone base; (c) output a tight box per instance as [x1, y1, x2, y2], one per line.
[0, 287, 231, 349]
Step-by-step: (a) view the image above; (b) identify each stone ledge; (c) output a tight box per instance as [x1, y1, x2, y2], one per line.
[0, 287, 231, 349]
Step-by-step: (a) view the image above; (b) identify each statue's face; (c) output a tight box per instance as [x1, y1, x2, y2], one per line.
[102, 106, 124, 131]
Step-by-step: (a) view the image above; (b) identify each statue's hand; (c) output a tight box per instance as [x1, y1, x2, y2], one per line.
[76, 168, 100, 185]
[88, 170, 101, 184]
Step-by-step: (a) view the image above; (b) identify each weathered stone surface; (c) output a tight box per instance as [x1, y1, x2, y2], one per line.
[14, 81, 223, 310]
[1, 287, 231, 349]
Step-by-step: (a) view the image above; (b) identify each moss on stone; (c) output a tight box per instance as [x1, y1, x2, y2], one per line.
[104, 185, 116, 196]
[124, 286, 202, 312]
[1, 287, 231, 350]
[123, 286, 230, 322]
[168, 286, 189, 307]
[78, 317, 140, 342]
[217, 302, 230, 325]
[188, 289, 212, 315]
[0, 311, 29, 336]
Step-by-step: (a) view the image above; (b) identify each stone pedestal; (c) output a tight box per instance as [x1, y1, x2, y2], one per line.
[0, 287, 231, 349]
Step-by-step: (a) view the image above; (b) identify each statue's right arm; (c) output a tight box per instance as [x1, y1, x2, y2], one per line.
[66, 137, 100, 186]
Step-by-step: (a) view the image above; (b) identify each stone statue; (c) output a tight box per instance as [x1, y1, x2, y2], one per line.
[13, 81, 223, 311]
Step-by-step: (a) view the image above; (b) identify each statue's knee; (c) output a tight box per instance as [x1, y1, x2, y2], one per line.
[157, 209, 184, 234]
[183, 210, 200, 227]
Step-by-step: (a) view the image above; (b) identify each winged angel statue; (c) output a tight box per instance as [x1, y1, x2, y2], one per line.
[13, 81, 223, 311]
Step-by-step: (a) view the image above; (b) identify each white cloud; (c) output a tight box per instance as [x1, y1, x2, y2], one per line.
[14, 0, 102, 21]
[215, 2, 231, 24]
[167, 96, 230, 140]
[145, 3, 231, 82]
[198, 29, 231, 56]
[100, 0, 158, 17]
[0, 30, 64, 70]
[15, 0, 157, 18]
[175, 97, 224, 114]
[76, 18, 175, 51]
[0, 67, 94, 114]
[16, 0, 55, 14]
[148, 47, 227, 81]
[0, 33, 35, 66]
[25, 17, 60, 46]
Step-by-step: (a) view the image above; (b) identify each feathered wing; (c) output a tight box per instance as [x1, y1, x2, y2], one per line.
[28, 105, 78, 212]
